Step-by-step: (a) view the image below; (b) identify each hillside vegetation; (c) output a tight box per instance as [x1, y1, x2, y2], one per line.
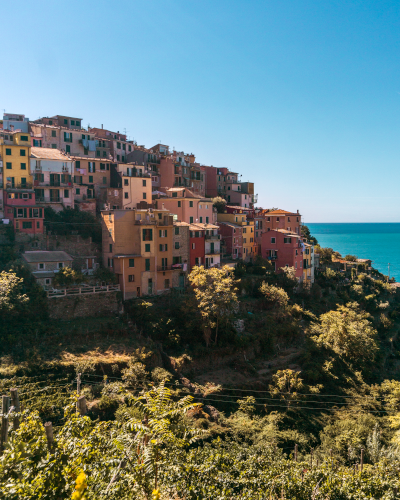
[1, 231, 400, 498]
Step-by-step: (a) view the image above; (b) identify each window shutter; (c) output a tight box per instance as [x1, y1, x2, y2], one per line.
[64, 132, 67, 141]
[165, 244, 168, 251]
[93, 163, 96, 172]
[159, 244, 162, 251]
[165, 230, 167, 237]
[29, 209, 32, 217]
[24, 208, 27, 218]
[41, 174, 44, 182]
[143, 229, 146, 240]
[159, 229, 161, 237]
[150, 229, 153, 241]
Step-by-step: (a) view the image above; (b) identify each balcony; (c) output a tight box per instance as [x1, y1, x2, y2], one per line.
[123, 171, 151, 178]
[36, 196, 62, 203]
[267, 254, 278, 260]
[157, 265, 182, 271]
[6, 183, 33, 190]
[205, 234, 220, 240]
[205, 249, 220, 255]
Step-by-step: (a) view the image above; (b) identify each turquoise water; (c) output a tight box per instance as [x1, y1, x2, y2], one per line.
[307, 223, 400, 281]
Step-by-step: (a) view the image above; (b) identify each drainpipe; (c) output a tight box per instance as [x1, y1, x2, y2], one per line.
[122, 258, 125, 301]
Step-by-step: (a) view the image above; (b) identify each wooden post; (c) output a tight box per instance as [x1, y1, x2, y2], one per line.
[76, 396, 87, 416]
[44, 422, 54, 452]
[10, 388, 20, 430]
[1, 395, 10, 451]
[77, 373, 81, 395]
[360, 449, 364, 472]
[294, 444, 298, 461]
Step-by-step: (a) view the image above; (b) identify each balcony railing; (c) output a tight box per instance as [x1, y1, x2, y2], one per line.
[157, 265, 182, 271]
[123, 171, 151, 178]
[205, 249, 220, 255]
[36, 197, 62, 203]
[6, 183, 34, 190]
[205, 234, 220, 240]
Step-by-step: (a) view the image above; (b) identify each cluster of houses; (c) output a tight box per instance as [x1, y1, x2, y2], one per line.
[0, 112, 318, 298]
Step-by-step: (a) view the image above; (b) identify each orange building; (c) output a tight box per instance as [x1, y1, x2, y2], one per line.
[102, 207, 179, 299]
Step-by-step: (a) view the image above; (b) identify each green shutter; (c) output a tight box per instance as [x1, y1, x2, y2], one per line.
[150, 229, 153, 241]
[159, 229, 161, 237]
[24, 208, 27, 218]
[165, 230, 167, 237]
[29, 209, 32, 217]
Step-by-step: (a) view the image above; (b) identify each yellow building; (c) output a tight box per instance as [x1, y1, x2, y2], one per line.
[102, 208, 177, 299]
[0, 132, 32, 189]
[217, 208, 257, 261]
[303, 241, 313, 283]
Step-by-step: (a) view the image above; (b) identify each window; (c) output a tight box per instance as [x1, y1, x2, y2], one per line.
[296, 249, 298, 255]
[159, 244, 168, 251]
[52, 144, 57, 149]
[164, 279, 170, 289]
[243, 228, 246, 234]
[243, 238, 247, 244]
[6, 162, 11, 169]
[145, 259, 150, 271]
[76, 121, 80, 127]
[117, 155, 120, 161]
[64, 190, 69, 198]
[128, 275, 135, 282]
[117, 142, 121, 149]
[159, 229, 167, 237]
[175, 226, 179, 235]
[88, 162, 95, 173]
[89, 176, 93, 183]
[64, 119, 68, 125]
[284, 237, 292, 243]
[38, 263, 45, 270]
[33, 139, 42, 147]
[143, 192, 147, 199]
[20, 163, 26, 170]
[206, 217, 209, 223]
[190, 217, 193, 223]
[172, 192, 177, 198]
[66, 145, 70, 153]
[142, 229, 153, 241]
[145, 243, 150, 252]
[199, 204, 202, 209]
[175, 242, 179, 249]
[124, 179, 129, 186]
[142, 180, 146, 186]
[52, 130, 56, 137]
[109, 244, 113, 253]
[108, 258, 113, 267]
[100, 163, 105, 170]
[102, 177, 107, 184]
[45, 278, 51, 285]
[76, 188, 80, 195]
[129, 259, 135, 267]
[58, 262, 63, 269]
[192, 243, 195, 249]
[271, 237, 276, 243]
[109, 228, 112, 237]
[178, 201, 181, 207]
[189, 201, 193, 207]
[288, 217, 291, 222]
[71, 120, 75, 126]
[199, 217, 203, 223]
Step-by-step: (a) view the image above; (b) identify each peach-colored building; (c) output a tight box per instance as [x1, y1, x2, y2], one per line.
[157, 188, 214, 224]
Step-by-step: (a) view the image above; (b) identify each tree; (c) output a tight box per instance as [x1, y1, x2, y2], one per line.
[301, 225, 318, 245]
[212, 196, 227, 214]
[345, 254, 358, 262]
[93, 266, 118, 284]
[188, 265, 239, 345]
[0, 270, 29, 315]
[259, 282, 289, 308]
[310, 302, 378, 365]
[269, 369, 304, 409]
[53, 267, 86, 287]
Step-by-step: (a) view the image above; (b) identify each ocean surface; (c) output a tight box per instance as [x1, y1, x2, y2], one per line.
[307, 223, 400, 281]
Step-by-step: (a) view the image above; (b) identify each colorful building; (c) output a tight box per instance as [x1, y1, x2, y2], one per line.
[22, 250, 73, 287]
[3, 185, 44, 235]
[31, 148, 74, 211]
[217, 222, 243, 259]
[101, 207, 178, 299]
[189, 223, 220, 270]
[303, 241, 314, 284]
[260, 229, 303, 280]
[158, 188, 214, 225]
[0, 131, 33, 189]
[217, 208, 257, 261]
[89, 127, 134, 162]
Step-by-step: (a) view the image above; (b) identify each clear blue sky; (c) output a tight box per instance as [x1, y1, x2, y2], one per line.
[1, 0, 399, 222]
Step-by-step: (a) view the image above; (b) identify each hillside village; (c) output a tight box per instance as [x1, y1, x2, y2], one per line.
[0, 112, 323, 299]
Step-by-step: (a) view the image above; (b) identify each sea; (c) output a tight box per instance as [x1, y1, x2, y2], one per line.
[307, 223, 400, 282]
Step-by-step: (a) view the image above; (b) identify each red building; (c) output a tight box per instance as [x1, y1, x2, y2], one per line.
[255, 209, 301, 249]
[189, 224, 205, 269]
[261, 229, 303, 280]
[217, 222, 243, 260]
[4, 187, 44, 235]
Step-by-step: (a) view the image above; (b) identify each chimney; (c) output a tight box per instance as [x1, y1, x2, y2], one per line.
[297, 209, 299, 214]
[101, 124, 103, 129]
[162, 203, 165, 210]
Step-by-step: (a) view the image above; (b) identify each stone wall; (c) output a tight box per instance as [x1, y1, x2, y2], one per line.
[48, 290, 120, 319]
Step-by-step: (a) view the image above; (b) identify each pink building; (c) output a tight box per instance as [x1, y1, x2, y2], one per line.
[4, 187, 44, 235]
[260, 229, 303, 280]
[217, 222, 243, 259]
[157, 188, 214, 225]
[255, 209, 302, 249]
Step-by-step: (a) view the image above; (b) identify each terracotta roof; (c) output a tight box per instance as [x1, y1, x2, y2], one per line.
[22, 251, 73, 263]
[217, 221, 242, 229]
[174, 221, 190, 227]
[265, 209, 300, 216]
[226, 205, 254, 211]
[189, 223, 219, 230]
[31, 147, 71, 161]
